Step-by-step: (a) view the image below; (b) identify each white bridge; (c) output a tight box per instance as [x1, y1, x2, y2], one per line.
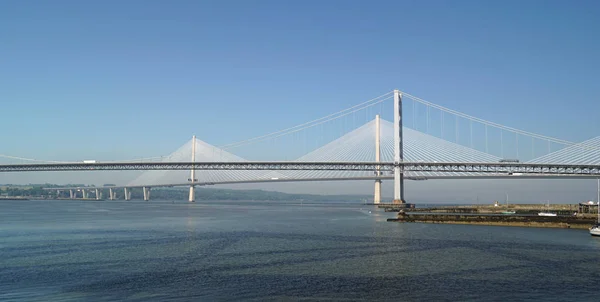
[2, 90, 599, 203]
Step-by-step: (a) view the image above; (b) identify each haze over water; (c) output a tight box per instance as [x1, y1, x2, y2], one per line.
[1, 200, 599, 301]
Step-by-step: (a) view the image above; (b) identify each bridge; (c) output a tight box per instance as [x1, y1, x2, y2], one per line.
[5, 161, 600, 174]
[3, 90, 600, 203]
[45, 174, 599, 202]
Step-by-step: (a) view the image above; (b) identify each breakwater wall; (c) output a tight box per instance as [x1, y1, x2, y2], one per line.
[388, 212, 597, 229]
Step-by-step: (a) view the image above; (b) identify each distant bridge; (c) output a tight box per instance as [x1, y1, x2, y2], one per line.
[43, 173, 599, 201]
[46, 174, 600, 190]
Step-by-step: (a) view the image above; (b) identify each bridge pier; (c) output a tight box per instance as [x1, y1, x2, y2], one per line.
[143, 187, 151, 201]
[109, 188, 115, 200]
[374, 114, 382, 204]
[82, 189, 88, 199]
[189, 186, 195, 202]
[374, 179, 382, 204]
[69, 189, 74, 199]
[393, 89, 406, 204]
[189, 135, 197, 202]
[124, 188, 131, 201]
[95, 188, 100, 200]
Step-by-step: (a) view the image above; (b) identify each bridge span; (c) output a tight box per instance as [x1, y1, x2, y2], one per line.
[43, 174, 599, 201]
[45, 174, 600, 190]
[4, 161, 600, 175]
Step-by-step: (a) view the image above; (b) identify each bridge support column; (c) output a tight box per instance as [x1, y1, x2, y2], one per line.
[109, 188, 114, 200]
[82, 189, 88, 199]
[189, 186, 195, 202]
[95, 189, 100, 200]
[124, 188, 131, 201]
[374, 180, 382, 204]
[143, 187, 151, 201]
[393, 90, 406, 204]
[374, 114, 382, 204]
[69, 189, 74, 199]
[189, 135, 197, 203]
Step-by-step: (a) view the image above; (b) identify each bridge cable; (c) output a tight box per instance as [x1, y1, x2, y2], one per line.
[219, 91, 393, 149]
[220, 94, 393, 150]
[401, 92, 585, 148]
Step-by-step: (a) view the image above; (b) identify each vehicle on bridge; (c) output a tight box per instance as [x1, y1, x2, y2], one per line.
[499, 159, 520, 163]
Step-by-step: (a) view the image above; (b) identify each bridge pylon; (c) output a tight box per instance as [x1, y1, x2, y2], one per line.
[189, 135, 197, 202]
[393, 89, 406, 204]
[374, 114, 382, 204]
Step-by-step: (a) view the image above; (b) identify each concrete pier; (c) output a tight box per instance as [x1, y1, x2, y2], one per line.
[124, 188, 131, 201]
[143, 187, 151, 201]
[390, 212, 596, 229]
[95, 189, 100, 200]
[189, 187, 195, 202]
[386, 203, 597, 229]
[109, 188, 114, 200]
[189, 135, 197, 203]
[69, 189, 74, 199]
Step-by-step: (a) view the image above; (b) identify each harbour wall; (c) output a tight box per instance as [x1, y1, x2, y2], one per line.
[388, 212, 597, 229]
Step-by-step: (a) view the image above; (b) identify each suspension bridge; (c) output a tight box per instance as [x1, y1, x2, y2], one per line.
[2, 90, 600, 203]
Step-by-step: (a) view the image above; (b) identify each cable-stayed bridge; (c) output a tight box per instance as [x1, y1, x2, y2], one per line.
[3, 90, 600, 203]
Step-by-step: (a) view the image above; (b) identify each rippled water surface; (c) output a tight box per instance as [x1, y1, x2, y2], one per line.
[1, 200, 599, 301]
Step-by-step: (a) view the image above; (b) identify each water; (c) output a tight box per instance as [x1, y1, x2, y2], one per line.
[1, 200, 599, 301]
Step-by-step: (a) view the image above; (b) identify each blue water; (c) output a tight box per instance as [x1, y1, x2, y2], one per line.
[1, 200, 599, 301]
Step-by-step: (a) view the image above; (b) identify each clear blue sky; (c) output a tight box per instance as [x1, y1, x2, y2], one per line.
[1, 0, 599, 162]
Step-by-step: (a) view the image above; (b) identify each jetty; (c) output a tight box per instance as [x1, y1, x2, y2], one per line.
[385, 203, 598, 229]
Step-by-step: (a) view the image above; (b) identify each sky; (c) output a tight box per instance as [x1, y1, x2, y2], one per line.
[1, 0, 599, 201]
